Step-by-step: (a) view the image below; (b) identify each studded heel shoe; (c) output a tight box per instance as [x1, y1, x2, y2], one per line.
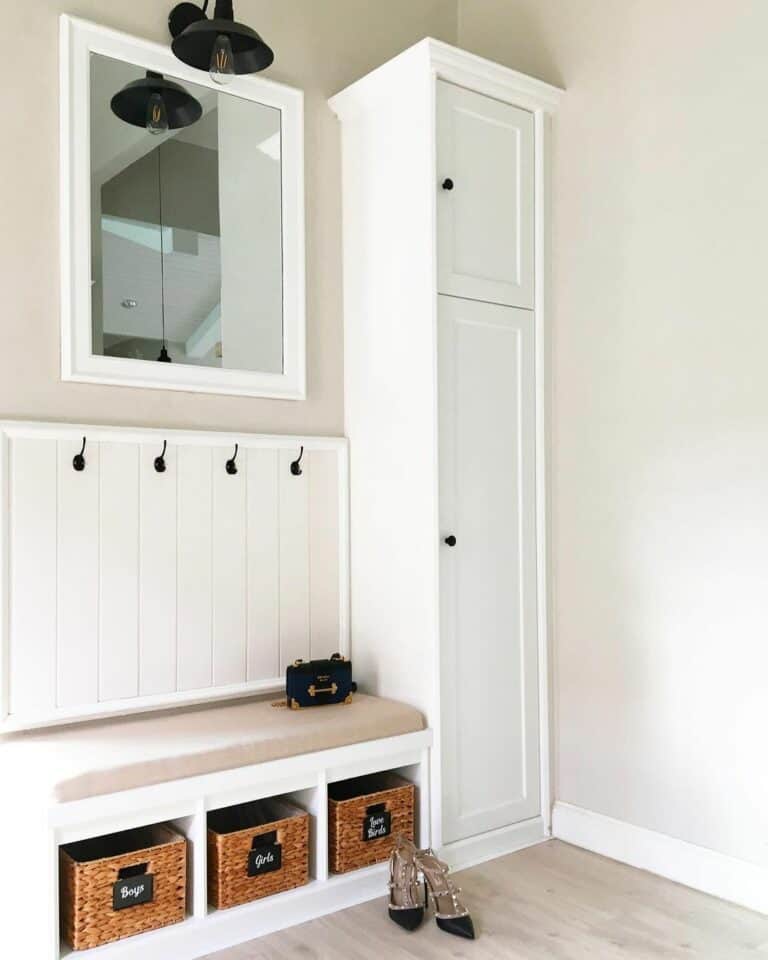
[416, 847, 475, 940]
[387, 837, 425, 932]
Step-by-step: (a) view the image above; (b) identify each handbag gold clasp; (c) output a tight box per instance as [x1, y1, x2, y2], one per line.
[308, 683, 339, 697]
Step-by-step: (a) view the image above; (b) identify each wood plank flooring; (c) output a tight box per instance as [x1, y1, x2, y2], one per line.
[205, 840, 768, 959]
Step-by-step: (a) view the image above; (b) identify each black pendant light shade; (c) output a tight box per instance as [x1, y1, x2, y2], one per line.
[169, 0, 274, 76]
[110, 71, 203, 131]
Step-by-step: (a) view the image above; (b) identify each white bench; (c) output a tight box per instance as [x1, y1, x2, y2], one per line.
[0, 695, 432, 959]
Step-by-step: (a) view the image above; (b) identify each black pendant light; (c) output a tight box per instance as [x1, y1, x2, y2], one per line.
[110, 71, 203, 135]
[169, 0, 274, 85]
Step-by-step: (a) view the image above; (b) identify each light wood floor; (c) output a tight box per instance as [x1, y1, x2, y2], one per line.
[205, 840, 768, 959]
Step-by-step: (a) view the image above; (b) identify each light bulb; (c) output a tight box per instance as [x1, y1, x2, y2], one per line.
[146, 93, 169, 135]
[210, 35, 235, 85]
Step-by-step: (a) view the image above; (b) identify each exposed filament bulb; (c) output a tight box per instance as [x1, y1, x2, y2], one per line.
[210, 35, 235, 85]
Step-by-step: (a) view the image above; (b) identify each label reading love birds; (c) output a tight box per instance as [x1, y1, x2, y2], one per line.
[112, 874, 154, 910]
[248, 843, 282, 877]
[362, 810, 392, 842]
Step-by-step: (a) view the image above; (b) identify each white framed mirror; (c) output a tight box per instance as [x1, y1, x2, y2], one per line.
[60, 15, 305, 399]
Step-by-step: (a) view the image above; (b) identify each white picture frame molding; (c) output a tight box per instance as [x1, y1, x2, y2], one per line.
[60, 14, 306, 399]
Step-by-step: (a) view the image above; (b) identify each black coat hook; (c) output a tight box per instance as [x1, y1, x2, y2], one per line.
[290, 446, 305, 476]
[154, 440, 168, 474]
[73, 437, 87, 472]
[226, 444, 239, 475]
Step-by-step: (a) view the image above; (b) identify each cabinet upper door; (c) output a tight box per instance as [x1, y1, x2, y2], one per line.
[437, 81, 535, 310]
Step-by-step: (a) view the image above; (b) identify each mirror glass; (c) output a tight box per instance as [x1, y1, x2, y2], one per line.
[89, 53, 283, 373]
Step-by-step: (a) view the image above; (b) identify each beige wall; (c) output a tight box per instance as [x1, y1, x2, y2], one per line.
[8, 0, 765, 870]
[460, 0, 768, 866]
[2, 0, 457, 435]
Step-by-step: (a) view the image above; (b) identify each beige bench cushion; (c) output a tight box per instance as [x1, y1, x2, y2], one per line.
[1, 695, 425, 803]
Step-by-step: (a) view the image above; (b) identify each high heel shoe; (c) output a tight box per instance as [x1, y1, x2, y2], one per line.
[416, 847, 476, 940]
[387, 837, 425, 932]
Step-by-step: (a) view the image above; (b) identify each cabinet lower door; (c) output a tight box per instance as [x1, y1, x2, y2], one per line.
[438, 295, 540, 844]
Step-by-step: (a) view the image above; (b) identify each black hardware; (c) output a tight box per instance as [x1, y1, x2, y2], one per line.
[226, 444, 239, 475]
[442, 178, 454, 191]
[290, 446, 305, 476]
[444, 535, 457, 547]
[73, 437, 87, 472]
[169, 0, 208, 38]
[154, 441, 168, 474]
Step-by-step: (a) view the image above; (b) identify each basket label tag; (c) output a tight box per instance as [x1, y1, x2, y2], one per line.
[248, 843, 282, 877]
[112, 874, 154, 910]
[363, 810, 392, 842]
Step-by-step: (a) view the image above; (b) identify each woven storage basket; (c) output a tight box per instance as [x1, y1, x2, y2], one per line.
[60, 824, 187, 951]
[328, 772, 415, 874]
[208, 798, 310, 910]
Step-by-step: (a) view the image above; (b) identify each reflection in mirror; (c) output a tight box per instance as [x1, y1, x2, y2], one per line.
[90, 53, 283, 374]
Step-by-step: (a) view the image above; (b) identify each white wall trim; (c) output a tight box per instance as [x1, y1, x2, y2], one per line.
[553, 802, 768, 916]
[427, 38, 563, 113]
[534, 109, 553, 835]
[60, 15, 306, 399]
[329, 37, 563, 119]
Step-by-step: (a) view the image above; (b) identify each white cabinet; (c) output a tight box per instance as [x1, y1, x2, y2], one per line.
[438, 296, 540, 842]
[437, 82, 535, 309]
[330, 39, 561, 863]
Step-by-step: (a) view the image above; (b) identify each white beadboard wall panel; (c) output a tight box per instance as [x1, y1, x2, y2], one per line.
[278, 449, 311, 671]
[246, 449, 280, 681]
[0, 422, 348, 730]
[56, 438, 99, 708]
[139, 442, 177, 696]
[309, 451, 341, 657]
[177, 444, 214, 694]
[212, 459, 247, 687]
[99, 443, 140, 702]
[9, 439, 57, 715]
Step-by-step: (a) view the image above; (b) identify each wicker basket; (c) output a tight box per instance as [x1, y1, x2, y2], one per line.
[60, 824, 187, 951]
[328, 773, 415, 874]
[207, 798, 310, 910]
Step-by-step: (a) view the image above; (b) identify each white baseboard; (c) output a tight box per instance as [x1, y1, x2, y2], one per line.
[552, 801, 768, 916]
[439, 816, 549, 872]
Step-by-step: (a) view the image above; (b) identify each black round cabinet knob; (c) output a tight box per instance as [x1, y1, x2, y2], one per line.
[442, 178, 454, 191]
[444, 535, 457, 547]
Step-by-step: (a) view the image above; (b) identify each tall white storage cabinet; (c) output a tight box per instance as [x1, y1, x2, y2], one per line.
[330, 41, 561, 866]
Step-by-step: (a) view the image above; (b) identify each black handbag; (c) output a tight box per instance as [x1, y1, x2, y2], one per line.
[285, 654, 356, 709]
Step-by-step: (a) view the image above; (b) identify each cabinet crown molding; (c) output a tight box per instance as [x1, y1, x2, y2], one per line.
[329, 37, 563, 119]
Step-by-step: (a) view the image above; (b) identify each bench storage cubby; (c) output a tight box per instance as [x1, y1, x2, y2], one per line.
[328, 772, 415, 874]
[208, 798, 310, 910]
[59, 825, 187, 951]
[4, 694, 430, 958]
